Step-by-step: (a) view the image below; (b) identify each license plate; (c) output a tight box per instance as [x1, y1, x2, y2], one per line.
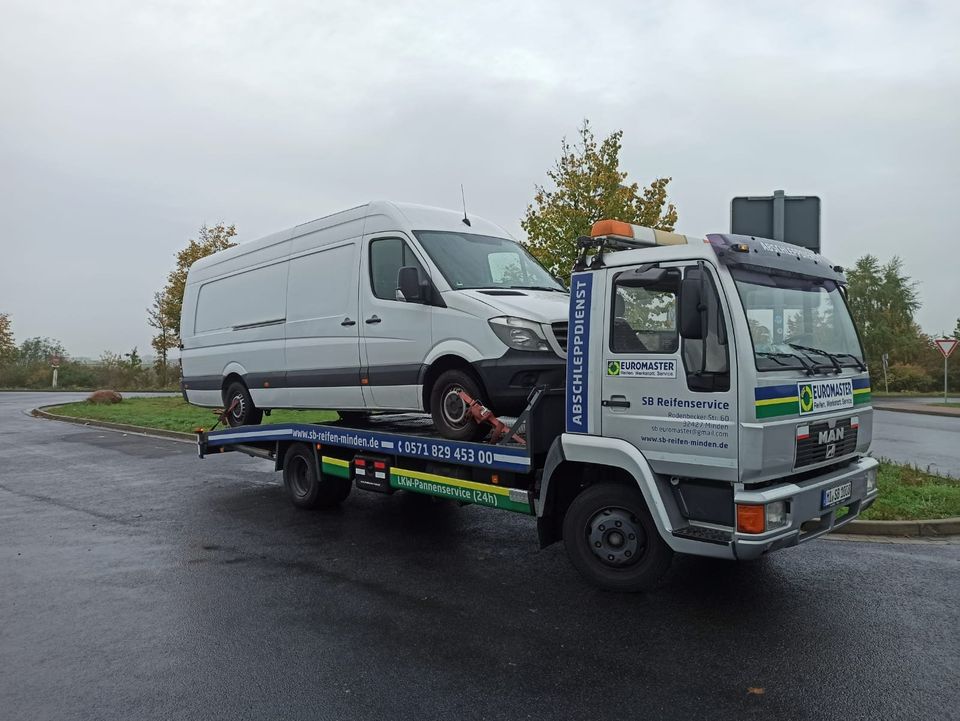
[822, 482, 852, 509]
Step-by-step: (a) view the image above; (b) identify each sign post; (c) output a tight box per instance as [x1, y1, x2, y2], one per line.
[881, 352, 890, 394]
[49, 355, 61, 389]
[934, 339, 958, 404]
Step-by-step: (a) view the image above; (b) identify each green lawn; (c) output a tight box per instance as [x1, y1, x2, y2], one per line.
[860, 461, 960, 520]
[45, 396, 338, 433]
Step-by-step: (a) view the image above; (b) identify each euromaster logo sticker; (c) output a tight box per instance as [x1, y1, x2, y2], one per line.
[606, 358, 677, 379]
[797, 379, 853, 415]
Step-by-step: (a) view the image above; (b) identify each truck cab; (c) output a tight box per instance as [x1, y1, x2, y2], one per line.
[540, 220, 878, 585]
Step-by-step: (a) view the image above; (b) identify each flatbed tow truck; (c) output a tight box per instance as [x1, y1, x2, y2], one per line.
[197, 221, 879, 591]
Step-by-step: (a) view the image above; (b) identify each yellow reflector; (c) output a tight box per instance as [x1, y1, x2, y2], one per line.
[736, 504, 766, 534]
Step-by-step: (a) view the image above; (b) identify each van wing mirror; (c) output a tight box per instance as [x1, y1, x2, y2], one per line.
[397, 266, 423, 303]
[680, 275, 704, 339]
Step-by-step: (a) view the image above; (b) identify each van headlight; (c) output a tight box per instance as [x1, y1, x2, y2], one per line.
[488, 316, 550, 351]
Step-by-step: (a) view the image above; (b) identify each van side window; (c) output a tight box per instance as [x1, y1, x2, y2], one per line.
[609, 274, 679, 354]
[369, 238, 425, 300]
[681, 266, 730, 392]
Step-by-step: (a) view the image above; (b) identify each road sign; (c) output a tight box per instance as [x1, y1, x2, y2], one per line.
[49, 355, 61, 368]
[935, 338, 958, 358]
[731, 190, 821, 252]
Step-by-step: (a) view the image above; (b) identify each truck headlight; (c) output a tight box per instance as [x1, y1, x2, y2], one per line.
[488, 317, 550, 352]
[765, 501, 788, 530]
[866, 466, 878, 493]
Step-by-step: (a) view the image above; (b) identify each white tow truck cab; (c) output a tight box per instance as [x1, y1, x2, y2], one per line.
[196, 219, 879, 591]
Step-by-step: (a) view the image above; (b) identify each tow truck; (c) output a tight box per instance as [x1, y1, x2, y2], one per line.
[196, 220, 879, 591]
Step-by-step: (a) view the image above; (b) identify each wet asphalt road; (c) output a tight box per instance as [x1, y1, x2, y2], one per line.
[871, 409, 960, 478]
[1, 393, 958, 721]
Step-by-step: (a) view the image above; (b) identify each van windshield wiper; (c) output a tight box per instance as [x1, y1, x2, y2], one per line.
[507, 285, 566, 292]
[786, 343, 866, 373]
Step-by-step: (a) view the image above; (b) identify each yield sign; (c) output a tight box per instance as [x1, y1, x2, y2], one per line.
[935, 338, 959, 358]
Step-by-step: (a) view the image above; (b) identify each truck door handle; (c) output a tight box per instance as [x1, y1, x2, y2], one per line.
[601, 398, 631, 409]
[341, 318, 356, 326]
[365, 315, 381, 324]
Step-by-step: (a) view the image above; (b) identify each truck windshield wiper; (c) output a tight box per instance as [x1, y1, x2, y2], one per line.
[785, 343, 865, 373]
[756, 351, 817, 374]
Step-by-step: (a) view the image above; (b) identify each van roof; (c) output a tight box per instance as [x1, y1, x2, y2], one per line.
[187, 200, 513, 277]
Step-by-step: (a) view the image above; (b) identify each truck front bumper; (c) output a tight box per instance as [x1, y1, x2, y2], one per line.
[731, 456, 880, 560]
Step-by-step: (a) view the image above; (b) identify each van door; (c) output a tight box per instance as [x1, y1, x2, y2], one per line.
[600, 262, 739, 481]
[360, 234, 433, 410]
[285, 241, 364, 409]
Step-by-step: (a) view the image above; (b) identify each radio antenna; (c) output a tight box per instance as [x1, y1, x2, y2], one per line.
[460, 184, 471, 226]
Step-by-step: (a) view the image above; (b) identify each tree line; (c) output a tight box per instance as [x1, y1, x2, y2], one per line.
[2, 121, 956, 392]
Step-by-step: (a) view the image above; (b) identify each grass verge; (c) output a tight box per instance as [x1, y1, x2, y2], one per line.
[860, 461, 960, 520]
[44, 396, 338, 434]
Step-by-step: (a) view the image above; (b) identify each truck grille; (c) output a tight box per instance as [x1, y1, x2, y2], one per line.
[551, 322, 568, 352]
[795, 417, 859, 469]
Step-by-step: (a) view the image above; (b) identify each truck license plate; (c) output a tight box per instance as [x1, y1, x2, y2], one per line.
[822, 482, 852, 509]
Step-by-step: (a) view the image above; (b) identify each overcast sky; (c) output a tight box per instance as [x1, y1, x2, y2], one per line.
[1, 0, 957, 357]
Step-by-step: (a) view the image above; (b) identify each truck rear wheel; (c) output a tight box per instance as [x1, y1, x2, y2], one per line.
[562, 483, 673, 592]
[282, 444, 351, 509]
[223, 381, 263, 428]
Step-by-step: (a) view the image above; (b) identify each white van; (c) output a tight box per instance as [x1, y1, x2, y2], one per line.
[179, 201, 570, 439]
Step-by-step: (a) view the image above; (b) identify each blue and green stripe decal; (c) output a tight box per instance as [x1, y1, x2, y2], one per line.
[754, 378, 872, 419]
[852, 377, 872, 405]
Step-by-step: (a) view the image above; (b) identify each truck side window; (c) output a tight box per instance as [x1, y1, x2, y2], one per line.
[609, 276, 679, 354]
[682, 266, 730, 392]
[369, 238, 425, 300]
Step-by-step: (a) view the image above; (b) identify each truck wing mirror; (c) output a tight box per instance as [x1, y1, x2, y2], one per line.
[618, 265, 677, 288]
[397, 266, 424, 303]
[680, 276, 704, 339]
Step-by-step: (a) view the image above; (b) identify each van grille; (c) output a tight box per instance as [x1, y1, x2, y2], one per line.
[795, 417, 859, 469]
[551, 322, 568, 353]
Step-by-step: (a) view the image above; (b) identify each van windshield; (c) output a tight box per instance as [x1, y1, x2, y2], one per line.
[414, 231, 565, 291]
[732, 268, 866, 373]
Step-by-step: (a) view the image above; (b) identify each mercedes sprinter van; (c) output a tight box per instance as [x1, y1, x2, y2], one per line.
[179, 201, 569, 439]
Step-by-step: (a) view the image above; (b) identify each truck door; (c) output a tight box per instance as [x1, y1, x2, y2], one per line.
[600, 262, 739, 481]
[360, 234, 433, 410]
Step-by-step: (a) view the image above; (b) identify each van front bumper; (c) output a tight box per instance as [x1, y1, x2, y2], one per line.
[474, 350, 565, 415]
[731, 456, 880, 560]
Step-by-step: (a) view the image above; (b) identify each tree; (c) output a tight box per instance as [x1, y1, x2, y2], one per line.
[845, 255, 921, 369]
[147, 291, 176, 385]
[0, 313, 15, 365]
[953, 318, 960, 340]
[150, 222, 238, 358]
[17, 337, 66, 366]
[522, 120, 678, 283]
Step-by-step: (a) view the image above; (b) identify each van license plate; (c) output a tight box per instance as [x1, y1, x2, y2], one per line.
[822, 482, 852, 509]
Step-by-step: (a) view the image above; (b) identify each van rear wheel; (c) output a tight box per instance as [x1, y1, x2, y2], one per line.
[223, 381, 263, 428]
[429, 368, 487, 441]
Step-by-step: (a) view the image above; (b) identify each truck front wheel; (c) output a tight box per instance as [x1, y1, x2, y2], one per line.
[562, 483, 673, 592]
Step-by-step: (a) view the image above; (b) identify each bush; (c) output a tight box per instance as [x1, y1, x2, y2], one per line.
[886, 363, 936, 392]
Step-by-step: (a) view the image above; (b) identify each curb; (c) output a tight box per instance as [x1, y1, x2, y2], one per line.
[833, 516, 960, 537]
[873, 404, 960, 419]
[33, 406, 959, 539]
[32, 406, 195, 443]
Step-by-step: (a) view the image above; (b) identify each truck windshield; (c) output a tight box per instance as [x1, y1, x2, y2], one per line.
[414, 231, 565, 291]
[732, 268, 865, 373]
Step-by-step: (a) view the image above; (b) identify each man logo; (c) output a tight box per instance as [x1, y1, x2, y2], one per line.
[607, 361, 621, 376]
[799, 384, 814, 413]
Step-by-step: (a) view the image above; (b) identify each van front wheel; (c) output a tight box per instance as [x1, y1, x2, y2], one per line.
[223, 381, 263, 428]
[429, 368, 487, 441]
